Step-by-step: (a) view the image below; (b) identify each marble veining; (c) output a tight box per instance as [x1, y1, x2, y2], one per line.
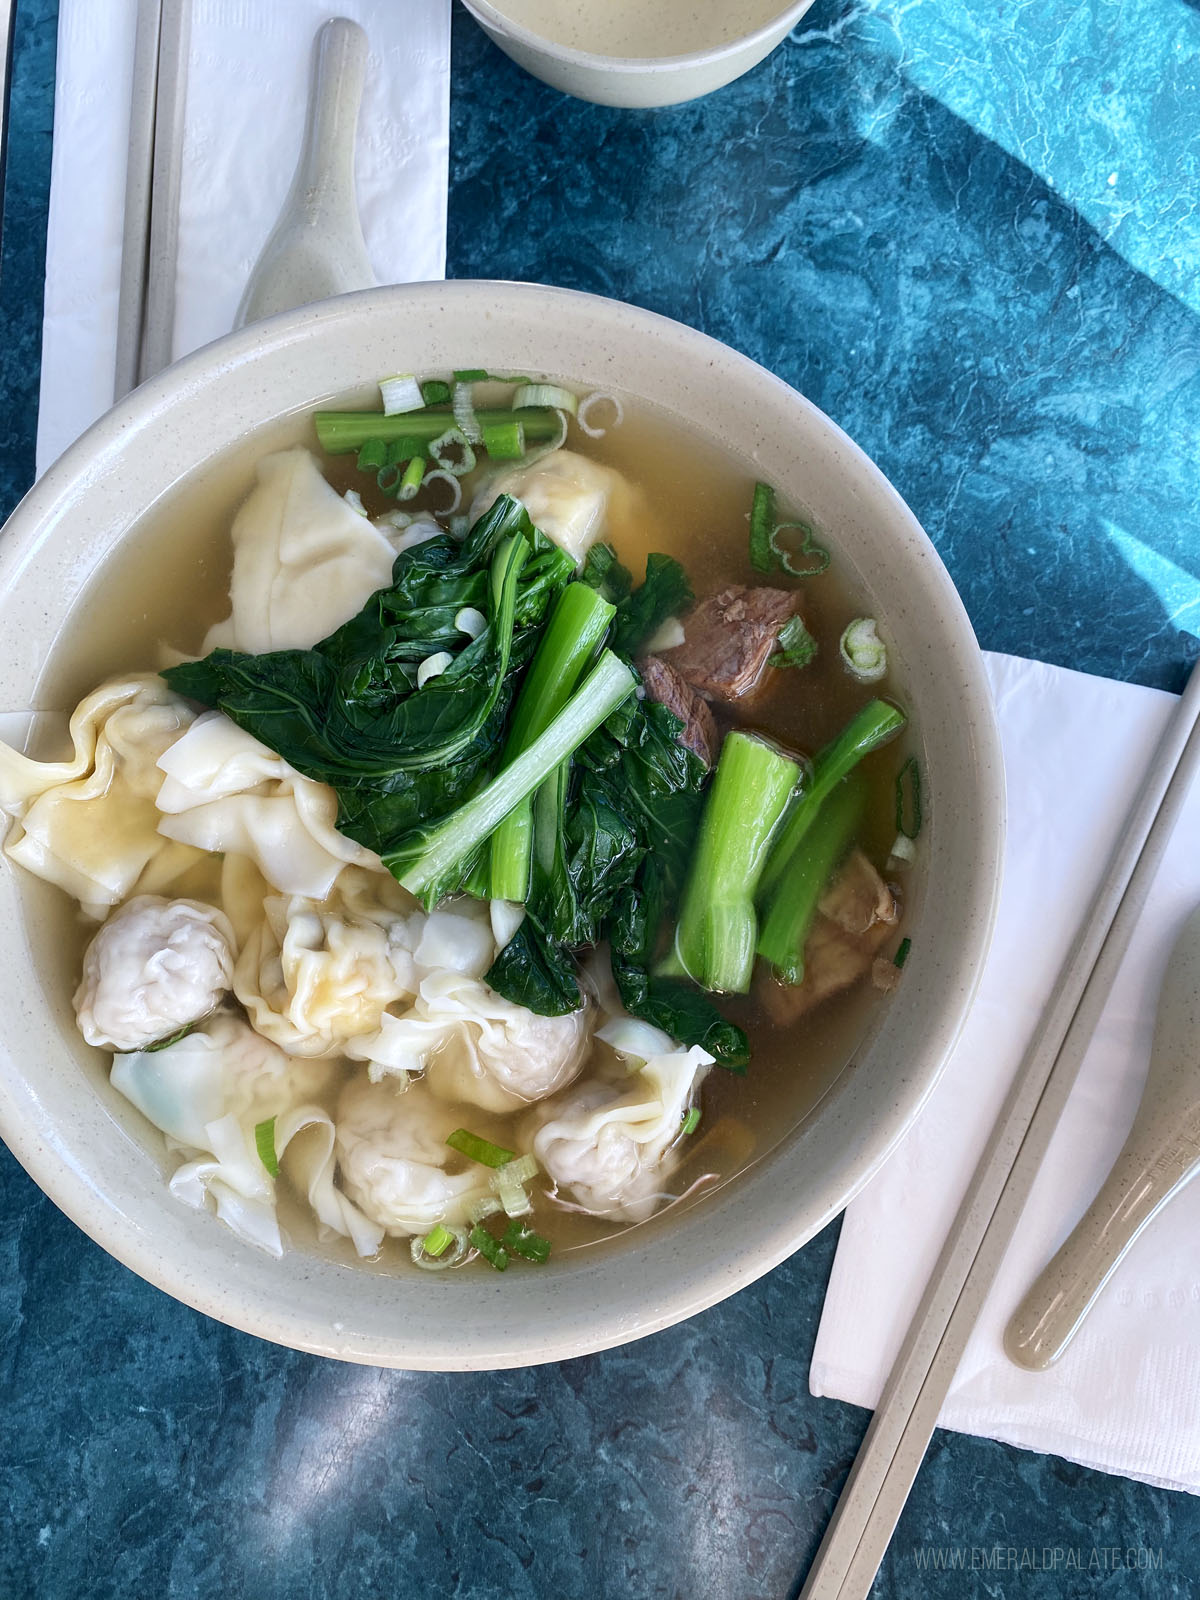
[2, 0, 1200, 1595]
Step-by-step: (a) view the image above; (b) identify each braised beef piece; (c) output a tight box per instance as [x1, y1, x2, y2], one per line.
[759, 851, 900, 1025]
[662, 584, 799, 702]
[637, 654, 717, 767]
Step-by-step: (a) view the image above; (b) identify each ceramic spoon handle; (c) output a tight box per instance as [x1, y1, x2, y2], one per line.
[297, 18, 368, 221]
[1006, 904, 1200, 1370]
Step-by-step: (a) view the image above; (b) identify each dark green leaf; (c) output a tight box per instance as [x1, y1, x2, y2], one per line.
[485, 917, 582, 1016]
[610, 554, 693, 656]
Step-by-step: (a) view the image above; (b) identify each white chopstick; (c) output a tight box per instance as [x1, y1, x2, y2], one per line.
[801, 657, 1200, 1600]
[138, 0, 191, 385]
[113, 0, 162, 401]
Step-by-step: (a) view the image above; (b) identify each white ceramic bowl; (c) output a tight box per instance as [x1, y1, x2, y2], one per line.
[0, 281, 1003, 1369]
[461, 0, 817, 108]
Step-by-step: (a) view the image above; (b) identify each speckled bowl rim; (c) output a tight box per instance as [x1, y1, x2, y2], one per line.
[460, 0, 812, 73]
[0, 281, 1004, 1369]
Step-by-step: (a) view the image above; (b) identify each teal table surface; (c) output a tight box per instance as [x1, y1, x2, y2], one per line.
[3, 2, 1200, 1596]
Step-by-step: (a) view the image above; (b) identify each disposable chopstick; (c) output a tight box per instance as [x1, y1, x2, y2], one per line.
[137, 0, 191, 386]
[113, 0, 162, 400]
[800, 658, 1200, 1600]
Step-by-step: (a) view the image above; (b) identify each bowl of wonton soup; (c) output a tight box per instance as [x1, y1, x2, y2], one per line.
[0, 281, 1003, 1369]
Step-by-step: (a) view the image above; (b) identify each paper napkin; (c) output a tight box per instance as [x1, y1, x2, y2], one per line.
[811, 651, 1200, 1495]
[37, 0, 451, 473]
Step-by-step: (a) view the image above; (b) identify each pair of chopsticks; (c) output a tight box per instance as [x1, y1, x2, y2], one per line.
[113, 0, 191, 400]
[800, 655, 1200, 1600]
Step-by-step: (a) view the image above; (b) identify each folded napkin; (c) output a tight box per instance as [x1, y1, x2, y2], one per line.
[37, 0, 451, 474]
[811, 651, 1200, 1495]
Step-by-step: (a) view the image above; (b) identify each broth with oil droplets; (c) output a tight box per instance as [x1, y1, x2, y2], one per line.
[33, 388, 915, 1266]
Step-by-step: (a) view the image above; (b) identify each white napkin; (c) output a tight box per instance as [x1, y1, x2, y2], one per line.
[811, 651, 1200, 1495]
[37, 0, 451, 474]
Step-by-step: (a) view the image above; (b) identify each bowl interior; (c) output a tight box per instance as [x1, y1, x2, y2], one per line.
[0, 282, 1003, 1368]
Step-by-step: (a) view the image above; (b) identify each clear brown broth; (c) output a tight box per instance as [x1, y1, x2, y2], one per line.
[33, 392, 913, 1266]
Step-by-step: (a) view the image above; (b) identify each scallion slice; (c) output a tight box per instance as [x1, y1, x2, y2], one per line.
[840, 618, 888, 682]
[411, 1225, 469, 1271]
[496, 1171, 533, 1218]
[886, 831, 917, 871]
[356, 438, 388, 472]
[500, 1221, 552, 1264]
[894, 936, 913, 969]
[453, 367, 489, 383]
[453, 381, 483, 445]
[481, 419, 526, 459]
[772, 518, 831, 577]
[455, 606, 487, 639]
[420, 379, 452, 406]
[416, 651, 453, 688]
[254, 1117, 279, 1178]
[681, 1107, 702, 1136]
[770, 614, 818, 669]
[421, 1223, 455, 1258]
[379, 374, 424, 415]
[749, 482, 775, 574]
[343, 488, 367, 517]
[895, 756, 922, 838]
[500, 1153, 539, 1186]
[446, 1128, 516, 1168]
[429, 427, 477, 476]
[422, 470, 463, 514]
[513, 383, 577, 415]
[469, 1224, 509, 1271]
[467, 1195, 504, 1224]
[398, 455, 425, 501]
[577, 390, 624, 437]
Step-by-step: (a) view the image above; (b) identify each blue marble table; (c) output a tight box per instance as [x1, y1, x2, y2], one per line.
[3, 2, 1200, 1595]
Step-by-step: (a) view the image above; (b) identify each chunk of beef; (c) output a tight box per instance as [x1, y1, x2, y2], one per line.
[662, 585, 799, 702]
[758, 851, 900, 1025]
[637, 654, 717, 767]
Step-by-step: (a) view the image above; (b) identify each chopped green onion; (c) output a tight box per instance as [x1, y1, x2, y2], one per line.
[416, 651, 453, 688]
[356, 438, 388, 472]
[501, 1221, 552, 1264]
[749, 482, 775, 574]
[314, 407, 563, 454]
[398, 455, 425, 501]
[681, 1107, 702, 1136]
[421, 1223, 455, 1257]
[377, 462, 404, 496]
[423, 470, 463, 515]
[453, 367, 489, 383]
[420, 379, 452, 406]
[411, 1225, 469, 1270]
[887, 831, 917, 870]
[254, 1117, 279, 1178]
[513, 383, 577, 415]
[446, 1128, 516, 1168]
[428, 427, 476, 476]
[840, 618, 888, 682]
[894, 936, 913, 969]
[495, 1169, 533, 1218]
[455, 606, 487, 639]
[500, 1153, 539, 1185]
[469, 1224, 509, 1271]
[481, 419, 526, 459]
[467, 1195, 504, 1224]
[896, 756, 922, 838]
[453, 381, 483, 445]
[770, 614, 818, 670]
[772, 518, 830, 577]
[379, 374, 424, 415]
[142, 1022, 197, 1054]
[386, 436, 425, 465]
[577, 390, 623, 438]
[343, 488, 367, 517]
[759, 700, 907, 901]
[674, 731, 801, 993]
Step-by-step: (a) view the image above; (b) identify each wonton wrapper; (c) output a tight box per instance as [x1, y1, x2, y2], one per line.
[0, 674, 196, 916]
[532, 1043, 713, 1222]
[335, 1074, 494, 1237]
[470, 448, 646, 565]
[233, 868, 423, 1058]
[111, 1011, 382, 1258]
[155, 710, 383, 900]
[201, 446, 398, 654]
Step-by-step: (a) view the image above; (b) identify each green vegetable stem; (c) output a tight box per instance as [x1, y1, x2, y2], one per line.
[756, 774, 866, 983]
[673, 732, 801, 994]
